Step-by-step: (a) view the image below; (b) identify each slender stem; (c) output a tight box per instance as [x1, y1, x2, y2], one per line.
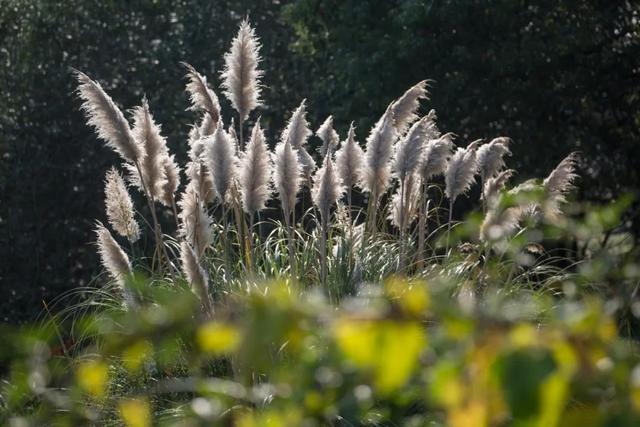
[284, 209, 297, 280]
[319, 208, 329, 289]
[398, 179, 406, 274]
[446, 198, 454, 257]
[248, 213, 255, 274]
[222, 205, 232, 281]
[257, 210, 264, 242]
[171, 195, 180, 231]
[347, 186, 354, 271]
[238, 113, 244, 152]
[366, 191, 378, 236]
[231, 185, 246, 269]
[417, 180, 428, 270]
[481, 176, 486, 214]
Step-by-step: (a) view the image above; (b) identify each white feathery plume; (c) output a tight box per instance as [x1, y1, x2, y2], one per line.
[178, 188, 213, 258]
[104, 167, 140, 242]
[476, 137, 512, 182]
[393, 114, 431, 182]
[421, 132, 455, 180]
[228, 118, 239, 152]
[312, 154, 345, 218]
[180, 241, 214, 317]
[221, 18, 263, 123]
[198, 114, 218, 138]
[298, 147, 317, 185]
[159, 154, 181, 207]
[282, 100, 312, 149]
[360, 105, 397, 197]
[390, 80, 429, 135]
[544, 152, 579, 197]
[207, 126, 237, 204]
[274, 140, 302, 216]
[95, 221, 137, 308]
[130, 99, 169, 199]
[483, 169, 515, 208]
[182, 62, 220, 124]
[389, 172, 421, 229]
[185, 158, 215, 204]
[75, 71, 141, 163]
[479, 204, 522, 243]
[445, 142, 480, 203]
[239, 119, 272, 214]
[311, 154, 344, 285]
[335, 122, 364, 191]
[543, 152, 579, 219]
[316, 115, 339, 159]
[421, 109, 441, 140]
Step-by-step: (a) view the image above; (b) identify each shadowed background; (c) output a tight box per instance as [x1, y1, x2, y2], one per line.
[1, 0, 638, 323]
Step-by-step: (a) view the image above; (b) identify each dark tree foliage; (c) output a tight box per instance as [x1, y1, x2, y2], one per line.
[1, 0, 638, 322]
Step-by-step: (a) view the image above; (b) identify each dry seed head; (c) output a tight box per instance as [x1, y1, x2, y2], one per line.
[282, 100, 312, 149]
[389, 172, 422, 229]
[483, 169, 515, 208]
[274, 140, 302, 216]
[360, 105, 397, 197]
[178, 188, 213, 258]
[239, 119, 272, 213]
[335, 122, 364, 190]
[476, 137, 512, 182]
[104, 167, 140, 242]
[130, 99, 169, 200]
[180, 241, 214, 316]
[182, 62, 220, 124]
[75, 71, 141, 163]
[221, 18, 263, 123]
[393, 114, 432, 182]
[445, 143, 479, 202]
[207, 126, 237, 204]
[421, 132, 455, 180]
[95, 221, 132, 287]
[312, 155, 345, 219]
[159, 154, 181, 207]
[390, 80, 430, 135]
[316, 115, 339, 159]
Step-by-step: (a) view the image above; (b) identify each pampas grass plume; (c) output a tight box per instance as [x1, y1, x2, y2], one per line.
[445, 142, 479, 203]
[180, 241, 214, 317]
[239, 119, 272, 214]
[335, 122, 364, 190]
[75, 71, 141, 163]
[483, 169, 515, 208]
[393, 114, 431, 182]
[476, 137, 512, 182]
[159, 154, 181, 207]
[391, 80, 429, 135]
[282, 100, 312, 149]
[274, 140, 302, 216]
[422, 132, 454, 180]
[104, 167, 140, 242]
[178, 188, 213, 258]
[312, 155, 344, 217]
[389, 172, 421, 229]
[130, 98, 169, 200]
[182, 62, 220, 124]
[221, 18, 263, 123]
[360, 105, 397, 196]
[207, 126, 237, 203]
[316, 115, 339, 159]
[95, 221, 136, 308]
